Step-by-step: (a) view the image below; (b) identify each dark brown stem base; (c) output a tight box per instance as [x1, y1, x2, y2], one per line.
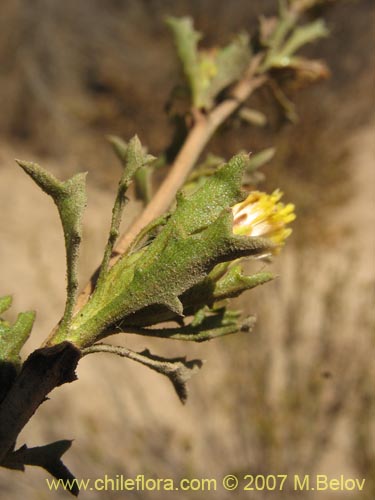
[0, 342, 81, 463]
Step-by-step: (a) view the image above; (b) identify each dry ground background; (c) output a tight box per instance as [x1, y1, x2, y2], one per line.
[0, 0, 374, 498]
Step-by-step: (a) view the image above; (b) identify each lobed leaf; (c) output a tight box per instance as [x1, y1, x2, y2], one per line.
[0, 298, 35, 401]
[16, 160, 87, 335]
[66, 154, 273, 347]
[0, 303, 35, 368]
[167, 16, 251, 109]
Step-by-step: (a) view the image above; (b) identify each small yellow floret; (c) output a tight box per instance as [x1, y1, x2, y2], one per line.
[232, 190, 296, 253]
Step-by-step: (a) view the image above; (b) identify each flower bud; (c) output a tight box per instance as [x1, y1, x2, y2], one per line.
[232, 190, 296, 253]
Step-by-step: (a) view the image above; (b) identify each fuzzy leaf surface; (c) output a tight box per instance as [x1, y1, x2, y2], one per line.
[68, 154, 272, 347]
[167, 16, 251, 109]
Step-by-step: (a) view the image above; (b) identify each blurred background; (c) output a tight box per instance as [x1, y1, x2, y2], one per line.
[0, 0, 374, 498]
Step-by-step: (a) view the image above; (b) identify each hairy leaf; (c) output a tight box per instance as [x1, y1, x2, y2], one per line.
[66, 154, 273, 347]
[167, 17, 251, 109]
[123, 309, 257, 343]
[16, 160, 87, 334]
[82, 343, 203, 404]
[0, 298, 35, 401]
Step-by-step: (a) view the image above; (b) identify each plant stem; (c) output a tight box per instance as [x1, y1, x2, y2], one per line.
[75, 57, 266, 311]
[0, 342, 80, 463]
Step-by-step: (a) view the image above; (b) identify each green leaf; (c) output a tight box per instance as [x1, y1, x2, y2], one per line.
[95, 135, 155, 292]
[134, 166, 152, 205]
[262, 1, 297, 53]
[167, 17, 251, 109]
[108, 135, 155, 205]
[82, 344, 203, 404]
[247, 148, 276, 171]
[213, 265, 274, 301]
[200, 34, 251, 109]
[166, 17, 202, 106]
[174, 264, 273, 318]
[278, 20, 329, 61]
[107, 135, 128, 162]
[261, 18, 328, 71]
[172, 153, 246, 234]
[0, 298, 35, 400]
[124, 309, 257, 343]
[65, 154, 273, 347]
[16, 160, 87, 335]
[0, 295, 12, 315]
[0, 303, 35, 366]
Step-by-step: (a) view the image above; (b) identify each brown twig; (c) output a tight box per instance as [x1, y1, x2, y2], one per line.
[75, 57, 266, 310]
[0, 342, 80, 463]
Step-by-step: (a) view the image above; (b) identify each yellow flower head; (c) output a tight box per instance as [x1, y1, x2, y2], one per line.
[232, 190, 296, 253]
